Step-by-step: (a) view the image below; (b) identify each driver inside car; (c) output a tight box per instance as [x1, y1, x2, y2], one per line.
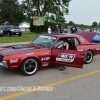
[54, 39, 69, 50]
[63, 42, 69, 50]
[55, 39, 69, 71]
[59, 41, 69, 71]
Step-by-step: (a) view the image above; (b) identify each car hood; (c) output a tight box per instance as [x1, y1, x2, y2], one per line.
[76, 32, 97, 42]
[0, 44, 46, 56]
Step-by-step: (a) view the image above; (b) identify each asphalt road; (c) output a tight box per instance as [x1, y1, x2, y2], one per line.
[0, 42, 100, 100]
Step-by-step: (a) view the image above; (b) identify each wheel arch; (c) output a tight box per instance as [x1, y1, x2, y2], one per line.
[18, 57, 40, 70]
[84, 49, 94, 64]
[86, 49, 94, 55]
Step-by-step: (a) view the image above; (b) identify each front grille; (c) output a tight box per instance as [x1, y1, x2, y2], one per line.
[0, 55, 3, 62]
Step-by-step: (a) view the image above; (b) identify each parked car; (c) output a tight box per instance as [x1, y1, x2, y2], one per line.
[0, 32, 100, 76]
[63, 29, 68, 33]
[91, 35, 100, 43]
[0, 25, 3, 36]
[0, 24, 22, 36]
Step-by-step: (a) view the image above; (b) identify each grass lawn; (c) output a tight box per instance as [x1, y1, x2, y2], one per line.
[0, 33, 41, 43]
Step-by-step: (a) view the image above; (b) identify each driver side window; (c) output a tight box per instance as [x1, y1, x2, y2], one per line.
[53, 38, 69, 50]
[54, 37, 80, 50]
[74, 38, 80, 46]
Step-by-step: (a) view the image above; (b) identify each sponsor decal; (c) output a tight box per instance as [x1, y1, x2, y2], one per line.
[56, 53, 75, 62]
[42, 63, 49, 67]
[78, 49, 84, 51]
[10, 58, 18, 64]
[26, 52, 34, 55]
[96, 48, 100, 50]
[41, 57, 50, 61]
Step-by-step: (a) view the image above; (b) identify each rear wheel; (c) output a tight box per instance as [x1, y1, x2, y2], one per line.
[84, 50, 93, 64]
[20, 58, 39, 76]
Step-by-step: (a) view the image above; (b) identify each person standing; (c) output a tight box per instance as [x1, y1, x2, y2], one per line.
[48, 26, 52, 34]
[70, 25, 77, 34]
[55, 25, 60, 33]
[60, 26, 64, 33]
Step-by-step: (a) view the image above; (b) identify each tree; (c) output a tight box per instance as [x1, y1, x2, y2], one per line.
[99, 22, 100, 27]
[68, 21, 74, 26]
[92, 22, 98, 27]
[0, 0, 24, 25]
[21, 0, 71, 24]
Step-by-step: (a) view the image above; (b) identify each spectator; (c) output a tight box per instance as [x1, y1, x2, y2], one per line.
[55, 25, 60, 33]
[60, 26, 64, 33]
[90, 29, 92, 32]
[48, 26, 52, 34]
[70, 25, 77, 34]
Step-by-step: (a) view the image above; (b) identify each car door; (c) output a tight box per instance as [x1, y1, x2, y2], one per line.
[51, 49, 86, 68]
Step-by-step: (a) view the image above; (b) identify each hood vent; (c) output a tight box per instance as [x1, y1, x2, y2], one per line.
[11, 44, 30, 49]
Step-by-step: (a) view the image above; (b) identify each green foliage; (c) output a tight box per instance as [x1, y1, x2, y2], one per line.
[23, 0, 71, 33]
[23, 15, 31, 23]
[30, 19, 64, 33]
[92, 22, 98, 27]
[22, 0, 71, 24]
[99, 22, 100, 26]
[0, 0, 24, 25]
[68, 21, 74, 26]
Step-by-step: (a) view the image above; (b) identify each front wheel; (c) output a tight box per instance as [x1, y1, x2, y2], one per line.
[18, 33, 22, 36]
[8, 32, 12, 36]
[84, 50, 93, 64]
[20, 58, 39, 76]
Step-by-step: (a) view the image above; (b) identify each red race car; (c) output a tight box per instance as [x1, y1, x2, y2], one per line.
[0, 32, 100, 75]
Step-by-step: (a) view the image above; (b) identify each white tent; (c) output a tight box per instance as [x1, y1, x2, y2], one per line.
[19, 22, 30, 28]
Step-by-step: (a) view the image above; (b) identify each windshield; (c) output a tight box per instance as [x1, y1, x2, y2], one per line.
[7, 25, 17, 28]
[31, 35, 57, 48]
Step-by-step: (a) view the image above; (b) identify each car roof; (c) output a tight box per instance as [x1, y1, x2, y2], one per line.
[43, 32, 97, 42]
[43, 33, 80, 38]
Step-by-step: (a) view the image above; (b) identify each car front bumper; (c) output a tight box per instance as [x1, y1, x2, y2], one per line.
[0, 61, 8, 69]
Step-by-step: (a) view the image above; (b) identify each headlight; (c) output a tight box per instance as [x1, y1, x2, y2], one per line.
[10, 29, 14, 31]
[1, 61, 8, 69]
[0, 30, 3, 32]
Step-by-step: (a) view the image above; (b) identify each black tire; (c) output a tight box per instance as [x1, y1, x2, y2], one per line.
[60, 66, 66, 71]
[84, 50, 93, 64]
[20, 58, 39, 76]
[8, 32, 12, 36]
[0, 35, 3, 37]
[18, 33, 22, 36]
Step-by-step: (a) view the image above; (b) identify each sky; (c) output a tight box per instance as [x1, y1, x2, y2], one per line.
[65, 0, 100, 25]
[19, 0, 100, 25]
